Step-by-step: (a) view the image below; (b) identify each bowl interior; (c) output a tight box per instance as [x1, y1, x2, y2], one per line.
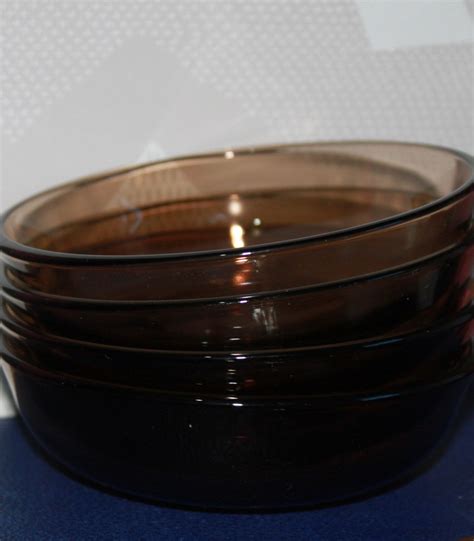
[3, 142, 472, 257]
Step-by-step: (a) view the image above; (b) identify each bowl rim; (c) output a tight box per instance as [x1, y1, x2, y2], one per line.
[3, 346, 469, 406]
[1, 140, 473, 265]
[2, 301, 471, 359]
[1, 240, 469, 307]
[2, 309, 472, 404]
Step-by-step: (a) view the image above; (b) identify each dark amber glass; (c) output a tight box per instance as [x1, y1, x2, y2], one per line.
[1, 142, 472, 300]
[2, 308, 472, 397]
[1, 141, 472, 509]
[1, 243, 471, 350]
[1, 360, 472, 509]
[2, 306, 473, 508]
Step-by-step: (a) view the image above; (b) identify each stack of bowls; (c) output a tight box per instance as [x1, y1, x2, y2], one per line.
[1, 141, 473, 510]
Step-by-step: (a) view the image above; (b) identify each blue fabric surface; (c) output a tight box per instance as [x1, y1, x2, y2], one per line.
[1, 385, 474, 541]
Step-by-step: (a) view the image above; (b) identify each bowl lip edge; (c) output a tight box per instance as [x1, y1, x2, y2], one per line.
[1, 301, 471, 359]
[1, 139, 473, 265]
[1, 239, 470, 307]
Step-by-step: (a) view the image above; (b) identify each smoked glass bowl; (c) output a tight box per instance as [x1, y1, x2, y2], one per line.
[0, 141, 473, 510]
[1, 241, 471, 350]
[1, 142, 472, 301]
[1, 308, 472, 509]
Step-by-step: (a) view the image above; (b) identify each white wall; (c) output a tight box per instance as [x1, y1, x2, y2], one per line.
[1, 0, 473, 210]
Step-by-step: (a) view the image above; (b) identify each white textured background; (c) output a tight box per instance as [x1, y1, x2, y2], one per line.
[0, 0, 473, 212]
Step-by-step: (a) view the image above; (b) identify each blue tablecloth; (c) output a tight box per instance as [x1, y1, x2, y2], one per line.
[1, 382, 474, 541]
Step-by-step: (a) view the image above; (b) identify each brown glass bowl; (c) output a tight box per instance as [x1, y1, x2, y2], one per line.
[1, 309, 472, 509]
[1, 242, 471, 350]
[2, 306, 472, 398]
[1, 142, 473, 301]
[1, 141, 473, 510]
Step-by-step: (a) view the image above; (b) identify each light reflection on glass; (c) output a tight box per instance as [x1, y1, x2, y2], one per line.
[233, 272, 246, 286]
[228, 194, 242, 217]
[230, 223, 245, 248]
